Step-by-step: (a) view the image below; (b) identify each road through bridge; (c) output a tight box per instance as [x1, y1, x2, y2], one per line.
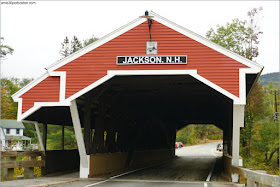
[47, 142, 234, 187]
[11, 11, 263, 183]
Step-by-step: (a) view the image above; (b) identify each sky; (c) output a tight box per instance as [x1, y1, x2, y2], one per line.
[1, 1, 279, 79]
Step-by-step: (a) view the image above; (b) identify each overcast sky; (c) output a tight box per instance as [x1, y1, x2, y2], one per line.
[1, 1, 279, 79]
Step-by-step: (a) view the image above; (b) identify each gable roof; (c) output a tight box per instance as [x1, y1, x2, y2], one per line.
[45, 11, 263, 72]
[0, 119, 25, 129]
[12, 11, 263, 101]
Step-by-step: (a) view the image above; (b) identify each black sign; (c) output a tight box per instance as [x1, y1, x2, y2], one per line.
[117, 56, 187, 65]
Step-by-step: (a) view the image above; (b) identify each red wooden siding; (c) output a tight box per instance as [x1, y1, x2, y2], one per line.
[20, 76, 60, 113]
[21, 20, 248, 114]
[57, 20, 247, 98]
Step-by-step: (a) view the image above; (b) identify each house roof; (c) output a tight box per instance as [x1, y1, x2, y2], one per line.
[5, 136, 31, 141]
[0, 119, 25, 129]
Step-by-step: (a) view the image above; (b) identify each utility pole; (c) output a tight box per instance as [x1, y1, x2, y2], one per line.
[265, 89, 279, 121]
[273, 90, 279, 121]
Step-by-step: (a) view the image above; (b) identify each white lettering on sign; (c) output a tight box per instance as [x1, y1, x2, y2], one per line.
[117, 56, 187, 65]
[167, 57, 172, 63]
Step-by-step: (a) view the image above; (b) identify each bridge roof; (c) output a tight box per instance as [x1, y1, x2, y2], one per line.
[12, 11, 263, 122]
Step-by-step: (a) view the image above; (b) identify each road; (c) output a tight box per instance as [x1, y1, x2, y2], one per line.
[116, 142, 223, 181]
[55, 142, 239, 187]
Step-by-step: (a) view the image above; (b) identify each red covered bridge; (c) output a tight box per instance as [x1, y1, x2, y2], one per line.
[12, 11, 263, 180]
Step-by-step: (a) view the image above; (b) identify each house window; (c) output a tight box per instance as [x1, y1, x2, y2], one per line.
[6, 128, 10, 134]
[16, 129, 20, 134]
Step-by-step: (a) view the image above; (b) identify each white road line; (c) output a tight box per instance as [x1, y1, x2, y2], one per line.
[109, 166, 152, 179]
[111, 179, 205, 184]
[206, 158, 216, 182]
[211, 148, 216, 157]
[84, 179, 110, 187]
[204, 182, 208, 187]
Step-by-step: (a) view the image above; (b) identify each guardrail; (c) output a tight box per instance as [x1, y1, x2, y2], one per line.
[232, 165, 279, 187]
[223, 154, 279, 186]
[1, 151, 45, 181]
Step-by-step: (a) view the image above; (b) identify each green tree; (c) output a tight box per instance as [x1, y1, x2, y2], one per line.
[242, 82, 265, 157]
[70, 36, 82, 54]
[0, 37, 14, 59]
[1, 78, 20, 119]
[19, 78, 34, 88]
[263, 82, 279, 119]
[0, 78, 33, 119]
[176, 124, 222, 145]
[206, 7, 263, 61]
[206, 7, 264, 157]
[255, 120, 279, 162]
[83, 36, 98, 47]
[23, 122, 39, 144]
[59, 35, 99, 59]
[59, 37, 70, 58]
[206, 18, 246, 56]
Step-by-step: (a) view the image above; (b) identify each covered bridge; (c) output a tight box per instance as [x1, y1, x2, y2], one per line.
[12, 11, 263, 180]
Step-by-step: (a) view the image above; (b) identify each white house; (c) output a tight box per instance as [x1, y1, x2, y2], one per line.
[0, 119, 31, 151]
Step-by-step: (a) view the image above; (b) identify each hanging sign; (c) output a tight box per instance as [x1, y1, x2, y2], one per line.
[117, 56, 187, 65]
[146, 42, 158, 54]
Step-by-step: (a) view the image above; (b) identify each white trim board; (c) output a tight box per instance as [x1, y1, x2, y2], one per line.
[13, 71, 68, 122]
[65, 69, 258, 105]
[15, 69, 254, 121]
[17, 101, 71, 122]
[48, 71, 66, 101]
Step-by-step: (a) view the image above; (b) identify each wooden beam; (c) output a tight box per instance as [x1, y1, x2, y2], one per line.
[6, 157, 16, 180]
[62, 125, 65, 150]
[105, 128, 116, 153]
[1, 151, 45, 157]
[24, 156, 36, 179]
[70, 100, 88, 168]
[83, 95, 92, 154]
[159, 121, 172, 150]
[34, 122, 45, 152]
[91, 116, 105, 154]
[42, 123, 47, 151]
[1, 160, 45, 168]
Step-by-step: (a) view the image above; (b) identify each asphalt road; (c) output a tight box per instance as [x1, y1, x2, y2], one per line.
[57, 179, 237, 187]
[55, 142, 239, 187]
[116, 142, 223, 181]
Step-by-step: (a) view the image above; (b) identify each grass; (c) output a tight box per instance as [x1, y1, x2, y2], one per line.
[242, 154, 279, 175]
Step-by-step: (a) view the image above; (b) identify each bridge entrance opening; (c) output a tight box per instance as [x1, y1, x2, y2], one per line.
[25, 74, 235, 180]
[173, 124, 224, 181]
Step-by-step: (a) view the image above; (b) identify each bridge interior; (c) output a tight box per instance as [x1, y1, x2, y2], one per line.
[26, 75, 236, 176]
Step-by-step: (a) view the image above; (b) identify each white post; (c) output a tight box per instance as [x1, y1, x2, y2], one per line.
[34, 122, 45, 152]
[70, 100, 89, 178]
[232, 104, 245, 182]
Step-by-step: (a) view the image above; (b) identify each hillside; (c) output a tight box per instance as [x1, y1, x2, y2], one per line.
[259, 72, 280, 86]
